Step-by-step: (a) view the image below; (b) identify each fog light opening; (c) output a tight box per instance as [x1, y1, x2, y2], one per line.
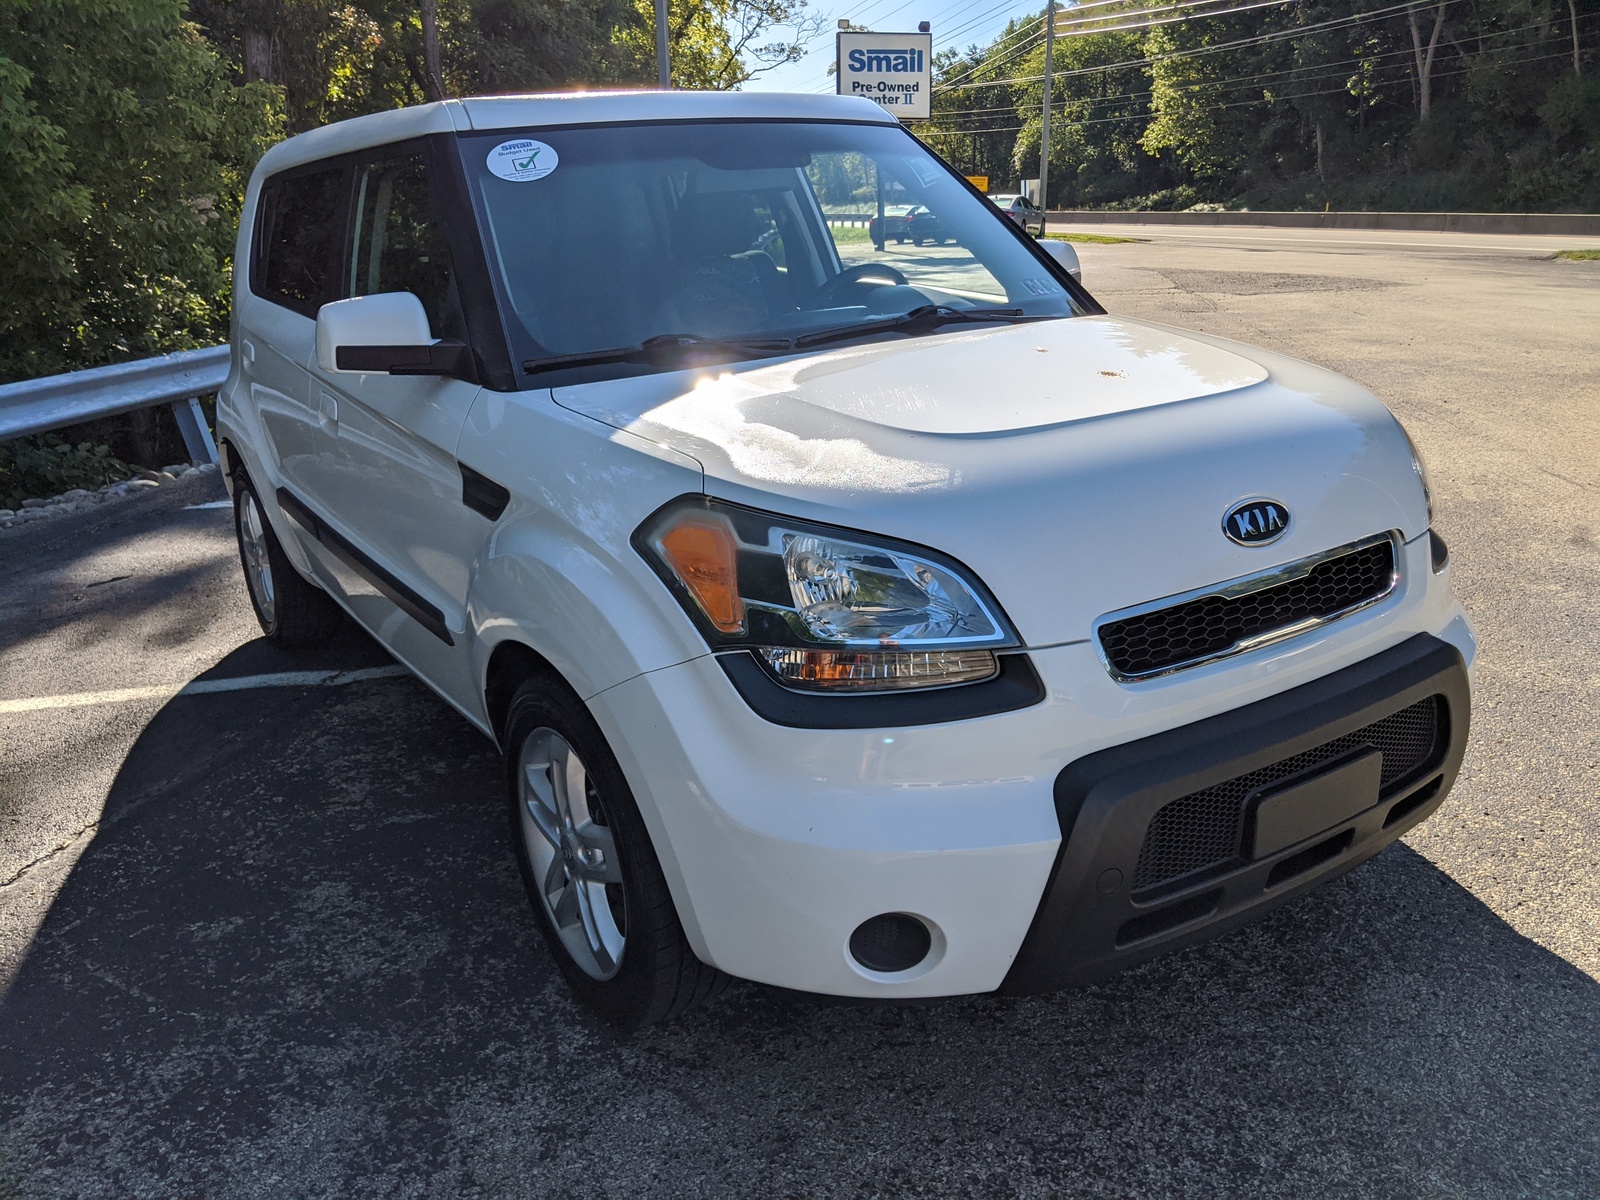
[848, 913, 935, 974]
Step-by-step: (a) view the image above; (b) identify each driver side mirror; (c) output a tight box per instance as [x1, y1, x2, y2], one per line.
[1039, 240, 1082, 283]
[315, 292, 475, 380]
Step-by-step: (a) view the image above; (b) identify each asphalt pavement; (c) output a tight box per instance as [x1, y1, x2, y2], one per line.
[0, 228, 1596, 1197]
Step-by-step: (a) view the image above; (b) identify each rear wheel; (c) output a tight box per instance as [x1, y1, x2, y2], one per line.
[232, 472, 344, 646]
[504, 675, 731, 1029]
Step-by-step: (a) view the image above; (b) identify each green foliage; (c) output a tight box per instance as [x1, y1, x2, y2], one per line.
[1042, 232, 1144, 243]
[186, 0, 818, 126]
[0, 434, 132, 510]
[923, 0, 1600, 213]
[0, 0, 283, 383]
[1555, 246, 1600, 257]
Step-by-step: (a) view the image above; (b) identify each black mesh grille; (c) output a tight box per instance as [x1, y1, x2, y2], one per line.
[1100, 540, 1395, 679]
[1132, 695, 1445, 894]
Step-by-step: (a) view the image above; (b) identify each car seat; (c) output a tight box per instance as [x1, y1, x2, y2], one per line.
[668, 191, 785, 337]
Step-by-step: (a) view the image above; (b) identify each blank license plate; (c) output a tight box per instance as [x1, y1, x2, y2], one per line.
[1250, 748, 1383, 858]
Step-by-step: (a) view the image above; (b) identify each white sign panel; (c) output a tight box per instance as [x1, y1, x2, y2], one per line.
[836, 31, 932, 122]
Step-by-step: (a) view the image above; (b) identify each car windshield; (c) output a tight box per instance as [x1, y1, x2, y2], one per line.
[459, 120, 1084, 379]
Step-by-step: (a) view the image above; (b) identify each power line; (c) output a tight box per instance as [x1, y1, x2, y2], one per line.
[936, 0, 1432, 91]
[925, 45, 1585, 133]
[927, 4, 1596, 117]
[940, 0, 1301, 89]
[933, 40, 1428, 118]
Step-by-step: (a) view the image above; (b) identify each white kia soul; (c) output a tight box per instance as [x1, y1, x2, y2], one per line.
[219, 91, 1475, 1028]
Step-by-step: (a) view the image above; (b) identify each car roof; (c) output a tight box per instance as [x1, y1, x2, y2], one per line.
[988, 193, 1022, 202]
[255, 91, 897, 179]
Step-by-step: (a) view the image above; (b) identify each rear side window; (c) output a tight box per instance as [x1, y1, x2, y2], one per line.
[253, 167, 350, 316]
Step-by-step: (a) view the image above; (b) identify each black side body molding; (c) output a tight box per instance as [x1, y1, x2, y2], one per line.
[275, 487, 454, 645]
[459, 463, 510, 521]
[1000, 633, 1470, 995]
[717, 650, 1045, 730]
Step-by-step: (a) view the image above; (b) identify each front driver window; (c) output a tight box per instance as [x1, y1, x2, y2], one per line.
[349, 153, 465, 340]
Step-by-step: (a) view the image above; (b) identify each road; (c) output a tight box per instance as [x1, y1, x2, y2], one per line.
[1, 228, 1596, 1197]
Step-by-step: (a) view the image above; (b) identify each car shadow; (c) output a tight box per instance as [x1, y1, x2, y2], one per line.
[1, 649, 1595, 1197]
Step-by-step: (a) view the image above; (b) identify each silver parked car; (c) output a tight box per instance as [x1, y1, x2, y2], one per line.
[988, 193, 1044, 237]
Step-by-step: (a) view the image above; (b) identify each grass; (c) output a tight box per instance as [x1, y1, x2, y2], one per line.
[1042, 231, 1145, 244]
[829, 225, 874, 243]
[1554, 248, 1600, 261]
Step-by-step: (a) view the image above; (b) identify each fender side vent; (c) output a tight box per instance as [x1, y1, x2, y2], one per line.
[460, 463, 510, 521]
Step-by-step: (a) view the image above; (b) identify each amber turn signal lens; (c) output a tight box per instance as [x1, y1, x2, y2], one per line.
[657, 516, 745, 634]
[759, 648, 998, 691]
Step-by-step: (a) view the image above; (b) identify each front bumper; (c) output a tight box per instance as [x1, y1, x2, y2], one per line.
[588, 539, 1473, 999]
[1003, 632, 1469, 993]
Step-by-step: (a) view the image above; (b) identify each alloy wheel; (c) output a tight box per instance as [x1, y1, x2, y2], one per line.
[518, 727, 627, 980]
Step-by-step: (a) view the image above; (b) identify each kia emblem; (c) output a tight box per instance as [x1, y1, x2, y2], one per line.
[1223, 498, 1290, 545]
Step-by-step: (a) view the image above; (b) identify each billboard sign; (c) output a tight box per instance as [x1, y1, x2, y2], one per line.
[836, 31, 933, 122]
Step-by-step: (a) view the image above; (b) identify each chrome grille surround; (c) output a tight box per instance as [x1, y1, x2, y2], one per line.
[1093, 532, 1402, 683]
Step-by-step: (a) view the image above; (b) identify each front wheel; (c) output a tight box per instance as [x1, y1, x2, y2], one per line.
[504, 676, 731, 1029]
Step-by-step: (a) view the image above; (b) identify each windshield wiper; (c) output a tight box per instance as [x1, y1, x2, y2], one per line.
[791, 304, 1039, 350]
[523, 332, 793, 377]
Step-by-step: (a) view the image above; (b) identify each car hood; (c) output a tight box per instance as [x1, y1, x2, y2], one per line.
[552, 315, 1424, 648]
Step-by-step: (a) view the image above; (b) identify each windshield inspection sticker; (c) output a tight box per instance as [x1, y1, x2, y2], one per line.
[487, 139, 559, 182]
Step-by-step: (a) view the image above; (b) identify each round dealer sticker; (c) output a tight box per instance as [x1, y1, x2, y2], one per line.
[486, 139, 559, 182]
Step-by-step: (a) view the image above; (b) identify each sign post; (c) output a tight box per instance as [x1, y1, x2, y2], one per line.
[1038, 0, 1055, 236]
[836, 30, 933, 122]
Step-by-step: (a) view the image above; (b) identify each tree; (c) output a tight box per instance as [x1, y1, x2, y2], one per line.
[608, 0, 823, 90]
[1407, 0, 1450, 120]
[0, 0, 281, 382]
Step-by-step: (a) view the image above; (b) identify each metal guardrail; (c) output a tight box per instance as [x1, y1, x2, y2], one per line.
[0, 344, 227, 464]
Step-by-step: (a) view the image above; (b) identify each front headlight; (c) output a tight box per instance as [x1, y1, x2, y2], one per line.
[1399, 422, 1434, 525]
[634, 498, 1017, 692]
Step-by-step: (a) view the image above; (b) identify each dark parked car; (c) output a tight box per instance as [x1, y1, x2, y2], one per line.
[867, 204, 915, 246]
[905, 205, 950, 246]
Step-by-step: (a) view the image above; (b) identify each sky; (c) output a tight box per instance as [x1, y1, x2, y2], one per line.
[740, 0, 1045, 94]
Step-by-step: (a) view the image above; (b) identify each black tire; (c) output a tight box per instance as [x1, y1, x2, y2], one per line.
[503, 675, 731, 1029]
[232, 471, 345, 646]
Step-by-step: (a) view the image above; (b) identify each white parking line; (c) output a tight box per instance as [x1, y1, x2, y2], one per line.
[183, 500, 233, 510]
[0, 665, 409, 715]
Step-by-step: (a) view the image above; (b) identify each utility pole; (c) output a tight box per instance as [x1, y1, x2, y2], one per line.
[656, 0, 671, 88]
[1038, 0, 1056, 237]
[421, 0, 445, 100]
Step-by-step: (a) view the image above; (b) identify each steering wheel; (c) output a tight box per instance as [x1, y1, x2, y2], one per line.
[804, 262, 909, 309]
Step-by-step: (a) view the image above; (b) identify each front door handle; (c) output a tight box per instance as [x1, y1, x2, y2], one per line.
[318, 391, 339, 431]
